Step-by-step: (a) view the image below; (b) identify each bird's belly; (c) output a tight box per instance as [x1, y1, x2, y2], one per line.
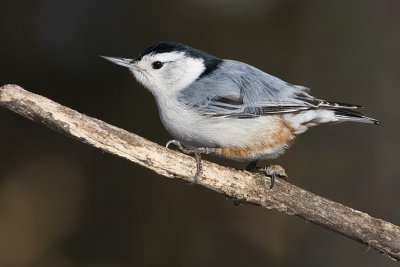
[212, 116, 295, 161]
[158, 103, 295, 161]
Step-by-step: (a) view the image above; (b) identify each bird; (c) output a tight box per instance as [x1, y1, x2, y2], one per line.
[101, 41, 379, 188]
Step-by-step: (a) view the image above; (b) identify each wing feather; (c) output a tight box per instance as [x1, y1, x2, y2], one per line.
[177, 60, 363, 118]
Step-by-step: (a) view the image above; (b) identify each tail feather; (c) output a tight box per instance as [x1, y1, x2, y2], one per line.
[285, 95, 380, 134]
[333, 108, 380, 125]
[321, 101, 364, 109]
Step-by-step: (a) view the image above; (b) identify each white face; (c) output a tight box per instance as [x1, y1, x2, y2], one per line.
[129, 52, 206, 98]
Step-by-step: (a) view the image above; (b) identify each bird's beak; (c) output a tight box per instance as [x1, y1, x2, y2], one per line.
[100, 56, 137, 69]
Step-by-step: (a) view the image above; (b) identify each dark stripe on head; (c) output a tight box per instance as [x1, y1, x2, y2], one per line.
[136, 42, 223, 77]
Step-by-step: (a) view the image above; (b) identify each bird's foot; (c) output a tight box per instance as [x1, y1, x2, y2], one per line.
[262, 165, 288, 189]
[166, 140, 218, 185]
[246, 161, 288, 189]
[166, 140, 194, 154]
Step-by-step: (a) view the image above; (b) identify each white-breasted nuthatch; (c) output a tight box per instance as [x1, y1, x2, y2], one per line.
[102, 42, 379, 188]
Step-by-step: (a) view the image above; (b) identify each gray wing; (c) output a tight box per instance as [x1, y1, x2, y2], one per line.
[178, 60, 352, 118]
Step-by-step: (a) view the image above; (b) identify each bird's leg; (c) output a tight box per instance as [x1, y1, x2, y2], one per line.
[245, 160, 259, 172]
[245, 161, 288, 189]
[166, 140, 219, 185]
[191, 151, 202, 185]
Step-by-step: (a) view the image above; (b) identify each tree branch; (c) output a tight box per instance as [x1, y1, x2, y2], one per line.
[1, 84, 399, 261]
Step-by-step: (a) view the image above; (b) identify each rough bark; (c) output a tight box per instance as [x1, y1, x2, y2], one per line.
[1, 84, 399, 261]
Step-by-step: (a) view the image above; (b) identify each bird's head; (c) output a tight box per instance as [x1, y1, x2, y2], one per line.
[102, 42, 222, 97]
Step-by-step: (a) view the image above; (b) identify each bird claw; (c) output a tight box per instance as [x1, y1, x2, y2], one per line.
[246, 161, 288, 189]
[264, 165, 288, 178]
[165, 139, 194, 154]
[262, 165, 288, 189]
[165, 140, 178, 149]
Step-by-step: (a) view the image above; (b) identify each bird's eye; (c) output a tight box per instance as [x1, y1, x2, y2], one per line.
[152, 61, 164, 69]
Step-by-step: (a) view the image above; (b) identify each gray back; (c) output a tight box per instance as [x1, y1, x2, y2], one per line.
[177, 59, 310, 117]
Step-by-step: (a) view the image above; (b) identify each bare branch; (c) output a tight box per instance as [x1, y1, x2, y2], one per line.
[1, 84, 399, 261]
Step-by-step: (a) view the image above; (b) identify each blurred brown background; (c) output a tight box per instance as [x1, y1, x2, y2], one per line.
[1, 0, 399, 266]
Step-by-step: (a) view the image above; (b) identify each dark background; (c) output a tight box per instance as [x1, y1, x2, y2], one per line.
[1, 0, 399, 266]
